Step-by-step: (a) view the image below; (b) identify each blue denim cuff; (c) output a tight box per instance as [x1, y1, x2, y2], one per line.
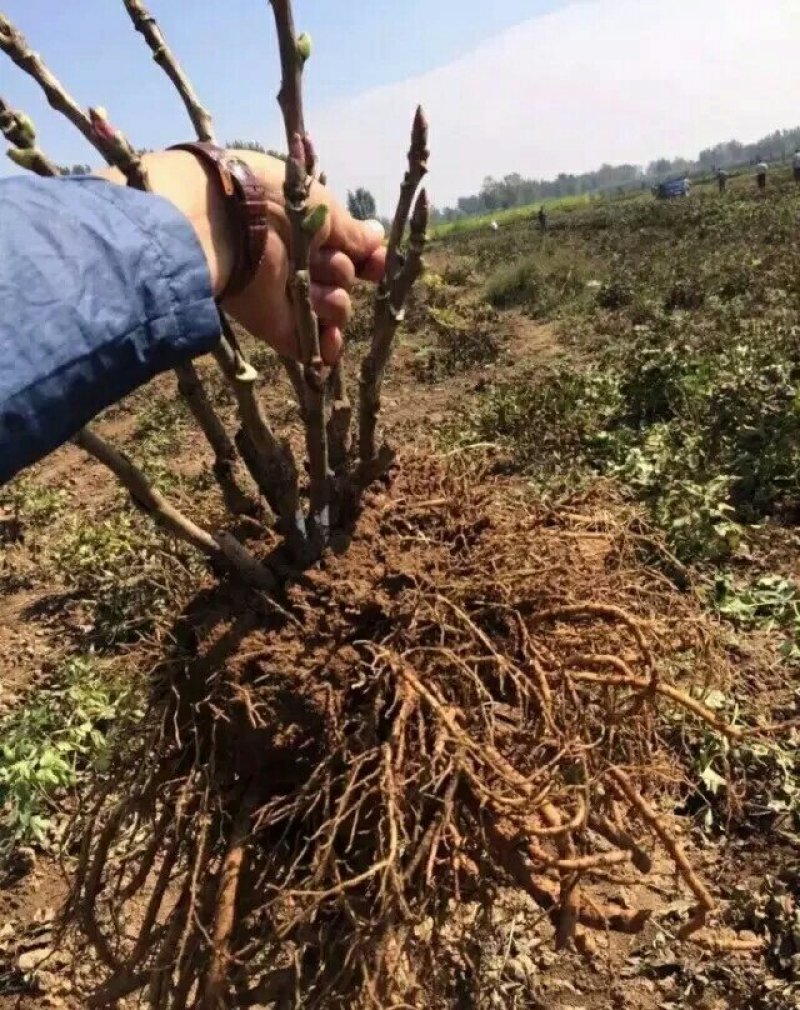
[0, 175, 221, 484]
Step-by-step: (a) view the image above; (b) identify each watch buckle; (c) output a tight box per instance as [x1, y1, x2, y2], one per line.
[219, 166, 235, 197]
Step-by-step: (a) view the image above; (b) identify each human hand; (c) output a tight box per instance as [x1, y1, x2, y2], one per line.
[103, 149, 386, 366]
[223, 150, 386, 365]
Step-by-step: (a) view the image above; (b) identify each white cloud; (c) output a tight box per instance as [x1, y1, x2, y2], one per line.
[309, 0, 800, 213]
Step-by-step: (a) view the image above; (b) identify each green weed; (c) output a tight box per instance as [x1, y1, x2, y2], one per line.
[713, 573, 800, 662]
[454, 366, 619, 482]
[52, 510, 197, 647]
[0, 478, 68, 527]
[485, 246, 595, 316]
[411, 301, 505, 382]
[0, 656, 134, 854]
[457, 273, 800, 564]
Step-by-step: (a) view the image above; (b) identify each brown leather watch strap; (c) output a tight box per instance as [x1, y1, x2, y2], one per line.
[169, 141, 268, 300]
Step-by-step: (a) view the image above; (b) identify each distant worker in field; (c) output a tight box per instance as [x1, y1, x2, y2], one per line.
[793, 150, 800, 183]
[490, 219, 499, 232]
[538, 204, 547, 233]
[756, 160, 768, 193]
[717, 168, 728, 194]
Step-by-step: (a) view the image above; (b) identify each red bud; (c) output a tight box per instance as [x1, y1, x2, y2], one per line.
[302, 133, 317, 175]
[412, 106, 428, 149]
[89, 107, 117, 144]
[410, 187, 429, 239]
[289, 131, 305, 167]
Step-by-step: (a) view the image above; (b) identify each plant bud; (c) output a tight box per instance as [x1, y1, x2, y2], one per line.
[289, 132, 305, 167]
[410, 187, 430, 238]
[14, 112, 36, 146]
[296, 32, 312, 62]
[7, 146, 39, 170]
[89, 106, 117, 145]
[411, 106, 430, 167]
[301, 204, 328, 238]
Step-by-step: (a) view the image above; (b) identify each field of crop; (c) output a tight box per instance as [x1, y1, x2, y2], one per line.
[1, 171, 799, 1008]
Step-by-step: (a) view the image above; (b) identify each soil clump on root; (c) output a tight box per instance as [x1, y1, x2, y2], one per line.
[65, 454, 745, 1009]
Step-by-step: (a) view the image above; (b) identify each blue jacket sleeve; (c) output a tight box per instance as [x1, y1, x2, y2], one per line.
[0, 175, 222, 485]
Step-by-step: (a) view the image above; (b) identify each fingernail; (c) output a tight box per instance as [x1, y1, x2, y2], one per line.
[364, 218, 385, 239]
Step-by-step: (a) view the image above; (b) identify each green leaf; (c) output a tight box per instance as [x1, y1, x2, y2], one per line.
[302, 204, 328, 238]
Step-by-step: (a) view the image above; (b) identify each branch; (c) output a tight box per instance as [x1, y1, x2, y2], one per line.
[73, 429, 275, 590]
[215, 319, 307, 559]
[280, 355, 307, 421]
[2, 100, 265, 580]
[121, 0, 214, 142]
[326, 362, 352, 472]
[268, 1, 330, 548]
[386, 106, 429, 281]
[0, 16, 267, 513]
[0, 96, 61, 176]
[0, 15, 147, 185]
[268, 0, 313, 172]
[173, 361, 260, 517]
[119, 1, 306, 537]
[358, 108, 430, 469]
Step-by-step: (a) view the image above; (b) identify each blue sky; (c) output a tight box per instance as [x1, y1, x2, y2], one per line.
[3, 0, 800, 211]
[1, 0, 563, 168]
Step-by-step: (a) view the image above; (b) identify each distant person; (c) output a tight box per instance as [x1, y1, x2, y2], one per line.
[756, 160, 768, 193]
[717, 168, 728, 194]
[793, 150, 800, 183]
[490, 220, 499, 232]
[538, 205, 547, 233]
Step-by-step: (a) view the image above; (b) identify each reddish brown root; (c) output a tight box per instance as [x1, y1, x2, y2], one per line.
[63, 455, 758, 1007]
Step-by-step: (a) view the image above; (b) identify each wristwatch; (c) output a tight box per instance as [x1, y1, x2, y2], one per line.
[169, 141, 269, 300]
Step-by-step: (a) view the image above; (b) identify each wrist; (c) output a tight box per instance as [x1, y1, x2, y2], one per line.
[95, 150, 235, 298]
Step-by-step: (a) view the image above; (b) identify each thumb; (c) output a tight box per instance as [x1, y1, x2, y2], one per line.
[309, 185, 385, 263]
[331, 213, 386, 265]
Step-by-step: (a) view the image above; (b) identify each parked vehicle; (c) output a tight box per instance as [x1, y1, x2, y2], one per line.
[654, 177, 691, 199]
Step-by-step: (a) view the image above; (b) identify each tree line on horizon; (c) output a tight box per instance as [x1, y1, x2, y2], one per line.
[429, 124, 800, 223]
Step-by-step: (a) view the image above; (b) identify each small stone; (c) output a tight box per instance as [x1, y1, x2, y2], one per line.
[42, 994, 69, 1009]
[552, 979, 582, 995]
[18, 947, 52, 972]
[536, 948, 556, 969]
[7, 846, 36, 878]
[503, 959, 528, 984]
